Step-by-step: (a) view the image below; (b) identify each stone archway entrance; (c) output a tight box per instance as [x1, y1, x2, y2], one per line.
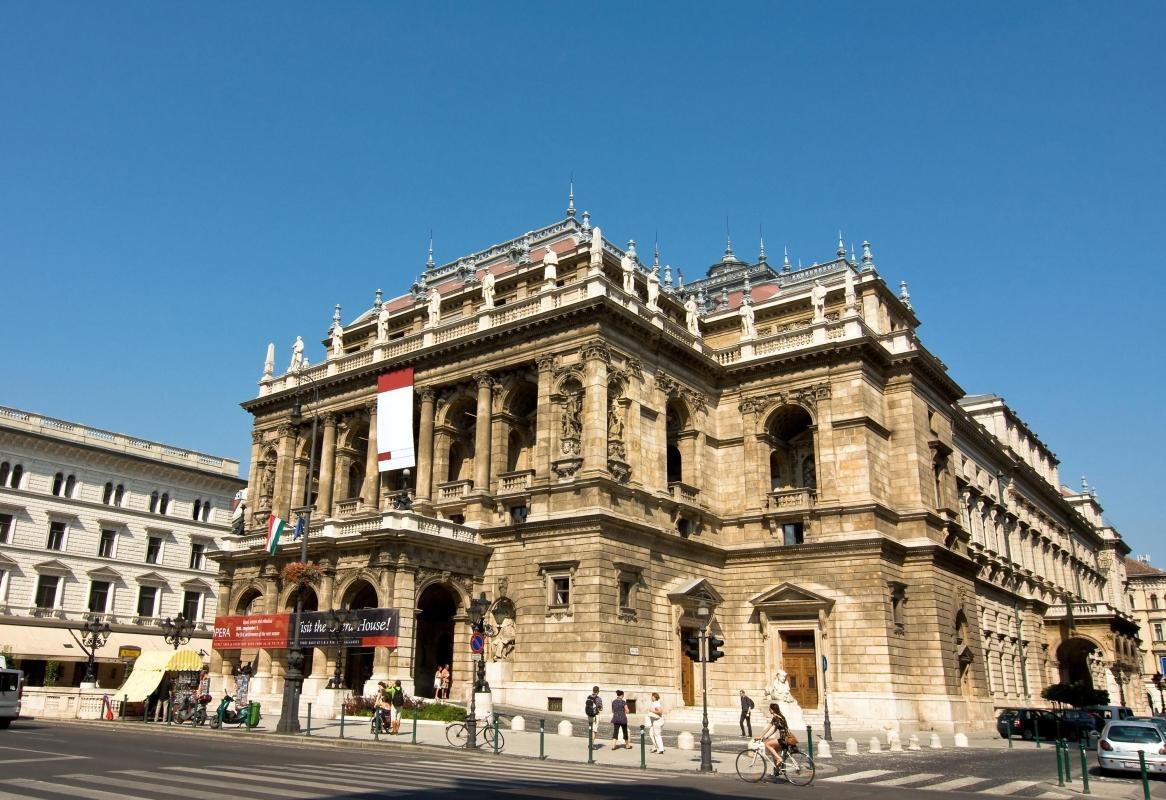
[1057, 637, 1099, 687]
[414, 584, 458, 698]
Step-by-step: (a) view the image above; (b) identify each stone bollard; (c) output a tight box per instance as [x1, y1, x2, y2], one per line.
[557, 719, 573, 737]
[816, 738, 833, 759]
[890, 736, 904, 752]
[511, 715, 526, 732]
[908, 734, 921, 751]
[845, 737, 859, 755]
[677, 731, 695, 750]
[954, 732, 969, 748]
[929, 732, 942, 749]
[869, 737, 882, 754]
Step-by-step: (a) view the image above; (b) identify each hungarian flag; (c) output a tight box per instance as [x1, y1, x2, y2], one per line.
[377, 368, 416, 472]
[266, 515, 286, 554]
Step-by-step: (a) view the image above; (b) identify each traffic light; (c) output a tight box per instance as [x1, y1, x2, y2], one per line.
[707, 635, 725, 662]
[683, 634, 702, 662]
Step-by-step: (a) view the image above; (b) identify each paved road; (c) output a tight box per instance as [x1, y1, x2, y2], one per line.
[1, 720, 1163, 799]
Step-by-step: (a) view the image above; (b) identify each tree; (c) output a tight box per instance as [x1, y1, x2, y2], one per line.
[1042, 682, 1109, 708]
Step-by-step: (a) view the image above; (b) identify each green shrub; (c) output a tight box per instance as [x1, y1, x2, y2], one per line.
[408, 701, 469, 722]
[44, 660, 61, 687]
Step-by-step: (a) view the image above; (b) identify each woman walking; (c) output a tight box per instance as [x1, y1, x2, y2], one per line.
[609, 690, 631, 749]
[648, 692, 665, 753]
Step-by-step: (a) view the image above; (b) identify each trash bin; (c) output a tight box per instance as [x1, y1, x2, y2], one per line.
[246, 701, 261, 728]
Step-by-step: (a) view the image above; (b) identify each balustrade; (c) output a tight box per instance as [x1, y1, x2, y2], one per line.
[767, 487, 817, 511]
[436, 480, 473, 501]
[498, 470, 534, 493]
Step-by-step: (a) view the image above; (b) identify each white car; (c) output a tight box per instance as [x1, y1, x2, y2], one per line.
[1097, 719, 1166, 775]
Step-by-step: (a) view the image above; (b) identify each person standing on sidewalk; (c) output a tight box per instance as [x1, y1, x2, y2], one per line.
[609, 690, 630, 750]
[739, 689, 755, 737]
[585, 686, 603, 746]
[389, 679, 405, 734]
[648, 692, 665, 754]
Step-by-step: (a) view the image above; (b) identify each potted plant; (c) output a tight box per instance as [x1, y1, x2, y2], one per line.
[281, 561, 324, 588]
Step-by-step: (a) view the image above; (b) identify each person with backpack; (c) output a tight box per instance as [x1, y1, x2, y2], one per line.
[585, 686, 603, 745]
[388, 679, 406, 734]
[739, 688, 755, 737]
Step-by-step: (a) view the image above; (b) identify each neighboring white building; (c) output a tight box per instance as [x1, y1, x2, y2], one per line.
[0, 405, 244, 689]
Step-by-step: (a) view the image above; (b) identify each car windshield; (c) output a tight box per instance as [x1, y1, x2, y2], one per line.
[1108, 725, 1162, 744]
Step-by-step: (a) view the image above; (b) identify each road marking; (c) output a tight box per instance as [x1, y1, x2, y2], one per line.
[821, 768, 896, 782]
[0, 755, 89, 764]
[189, 766, 391, 793]
[1036, 793, 1072, 799]
[72, 774, 238, 800]
[4, 778, 149, 800]
[868, 772, 944, 786]
[124, 769, 321, 799]
[325, 756, 642, 783]
[923, 776, 992, 791]
[979, 780, 1041, 794]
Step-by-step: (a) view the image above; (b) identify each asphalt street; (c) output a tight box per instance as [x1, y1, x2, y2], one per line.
[1, 720, 1164, 800]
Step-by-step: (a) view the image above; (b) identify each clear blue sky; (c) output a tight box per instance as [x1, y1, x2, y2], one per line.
[3, 3, 1162, 564]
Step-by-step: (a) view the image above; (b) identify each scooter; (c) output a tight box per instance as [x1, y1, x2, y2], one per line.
[172, 693, 209, 726]
[209, 693, 258, 729]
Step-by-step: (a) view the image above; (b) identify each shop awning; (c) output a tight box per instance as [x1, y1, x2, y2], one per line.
[0, 622, 198, 663]
[115, 649, 204, 702]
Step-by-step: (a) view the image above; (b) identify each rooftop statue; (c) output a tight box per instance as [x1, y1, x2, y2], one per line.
[621, 252, 635, 296]
[590, 226, 603, 268]
[811, 279, 827, 323]
[646, 266, 660, 310]
[329, 320, 344, 359]
[289, 336, 304, 373]
[376, 302, 390, 343]
[263, 343, 275, 378]
[427, 288, 442, 327]
[739, 300, 756, 340]
[543, 246, 558, 284]
[684, 295, 700, 335]
[481, 270, 496, 309]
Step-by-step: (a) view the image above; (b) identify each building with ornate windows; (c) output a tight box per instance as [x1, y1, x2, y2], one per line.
[214, 200, 1145, 732]
[0, 405, 243, 693]
[1125, 556, 1166, 713]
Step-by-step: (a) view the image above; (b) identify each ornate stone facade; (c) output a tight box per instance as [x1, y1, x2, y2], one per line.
[215, 214, 1144, 731]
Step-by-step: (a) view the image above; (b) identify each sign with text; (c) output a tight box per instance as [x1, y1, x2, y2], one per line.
[212, 608, 400, 650]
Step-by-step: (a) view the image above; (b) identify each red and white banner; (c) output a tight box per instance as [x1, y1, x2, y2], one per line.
[377, 368, 415, 472]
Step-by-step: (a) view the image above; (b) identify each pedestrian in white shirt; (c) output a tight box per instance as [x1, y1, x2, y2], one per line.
[648, 692, 666, 753]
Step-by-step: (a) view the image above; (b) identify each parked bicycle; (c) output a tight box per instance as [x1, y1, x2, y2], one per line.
[445, 715, 505, 751]
[736, 738, 815, 785]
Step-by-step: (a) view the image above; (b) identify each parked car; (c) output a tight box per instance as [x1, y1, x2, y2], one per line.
[1083, 705, 1134, 725]
[1055, 709, 1102, 739]
[997, 708, 1058, 740]
[1097, 719, 1166, 775]
[0, 667, 21, 729]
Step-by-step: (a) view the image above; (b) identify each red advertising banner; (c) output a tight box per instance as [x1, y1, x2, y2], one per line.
[212, 614, 289, 650]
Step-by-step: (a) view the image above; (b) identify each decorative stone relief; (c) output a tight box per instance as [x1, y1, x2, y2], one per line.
[738, 382, 831, 415]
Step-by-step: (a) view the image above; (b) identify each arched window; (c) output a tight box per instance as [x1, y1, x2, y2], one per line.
[9, 465, 22, 488]
[1152, 594, 1159, 611]
[765, 405, 815, 493]
[193, 500, 202, 521]
[667, 445, 682, 483]
[160, 493, 170, 515]
[665, 401, 686, 485]
[0, 462, 8, 486]
[52, 472, 64, 496]
[102, 482, 114, 505]
[149, 491, 159, 513]
[202, 501, 212, 522]
[64, 475, 76, 498]
[114, 484, 125, 506]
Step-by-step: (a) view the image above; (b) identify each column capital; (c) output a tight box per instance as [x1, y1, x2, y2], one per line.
[420, 386, 437, 403]
[252, 430, 265, 445]
[474, 372, 494, 390]
[580, 340, 611, 364]
[322, 411, 338, 427]
[536, 354, 558, 373]
[276, 423, 294, 438]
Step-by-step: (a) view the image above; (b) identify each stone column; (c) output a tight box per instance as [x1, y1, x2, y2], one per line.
[247, 430, 263, 500]
[290, 458, 307, 509]
[317, 413, 338, 516]
[416, 389, 436, 504]
[473, 373, 493, 492]
[392, 567, 417, 687]
[534, 356, 555, 484]
[361, 403, 380, 510]
[581, 345, 609, 476]
[741, 406, 764, 512]
[271, 424, 295, 520]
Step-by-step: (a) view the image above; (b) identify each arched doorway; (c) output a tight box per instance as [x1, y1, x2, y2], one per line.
[414, 584, 458, 698]
[341, 580, 379, 691]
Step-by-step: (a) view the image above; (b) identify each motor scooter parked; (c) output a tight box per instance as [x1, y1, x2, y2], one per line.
[209, 693, 259, 729]
[172, 693, 210, 726]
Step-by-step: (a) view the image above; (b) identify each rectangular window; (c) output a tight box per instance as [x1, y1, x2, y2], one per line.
[137, 586, 158, 617]
[35, 575, 59, 609]
[145, 536, 162, 565]
[88, 581, 111, 613]
[183, 590, 201, 620]
[1155, 623, 1164, 642]
[98, 529, 117, 558]
[782, 523, 804, 546]
[618, 579, 632, 609]
[0, 513, 12, 544]
[189, 542, 206, 570]
[551, 576, 570, 607]
[46, 521, 65, 551]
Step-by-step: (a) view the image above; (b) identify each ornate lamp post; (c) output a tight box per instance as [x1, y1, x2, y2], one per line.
[465, 592, 494, 749]
[160, 615, 194, 650]
[75, 618, 111, 684]
[696, 601, 713, 773]
[276, 367, 320, 735]
[324, 607, 357, 690]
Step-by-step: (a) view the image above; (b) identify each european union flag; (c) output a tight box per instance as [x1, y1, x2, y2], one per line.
[293, 513, 305, 541]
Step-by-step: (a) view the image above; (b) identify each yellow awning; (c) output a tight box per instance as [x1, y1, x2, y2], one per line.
[115, 649, 204, 702]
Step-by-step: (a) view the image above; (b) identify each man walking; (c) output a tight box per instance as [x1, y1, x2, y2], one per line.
[739, 689, 755, 737]
[585, 686, 603, 746]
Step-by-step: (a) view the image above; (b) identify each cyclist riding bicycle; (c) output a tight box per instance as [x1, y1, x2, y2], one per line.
[757, 702, 790, 765]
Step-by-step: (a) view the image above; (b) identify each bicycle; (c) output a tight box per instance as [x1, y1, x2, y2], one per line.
[735, 739, 815, 786]
[445, 716, 505, 751]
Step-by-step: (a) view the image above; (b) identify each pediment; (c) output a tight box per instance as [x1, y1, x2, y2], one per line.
[86, 566, 123, 581]
[181, 577, 213, 591]
[136, 571, 168, 586]
[34, 559, 73, 575]
[0, 552, 17, 569]
[666, 577, 724, 607]
[749, 582, 834, 615]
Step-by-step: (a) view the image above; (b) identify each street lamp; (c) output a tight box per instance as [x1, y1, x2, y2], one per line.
[74, 618, 111, 684]
[696, 601, 713, 773]
[465, 591, 494, 750]
[324, 607, 357, 690]
[392, 468, 412, 510]
[276, 366, 321, 735]
[160, 615, 193, 650]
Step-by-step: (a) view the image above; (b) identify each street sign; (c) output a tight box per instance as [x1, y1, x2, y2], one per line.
[471, 654, 483, 662]
[821, 655, 828, 673]
[470, 632, 485, 654]
[119, 645, 142, 660]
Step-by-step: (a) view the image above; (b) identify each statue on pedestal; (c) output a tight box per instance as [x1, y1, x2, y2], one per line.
[646, 267, 660, 310]
[811, 280, 827, 323]
[376, 303, 390, 343]
[289, 336, 304, 373]
[685, 296, 700, 335]
[768, 668, 806, 731]
[329, 320, 344, 359]
[481, 271, 496, 309]
[542, 247, 558, 284]
[427, 288, 442, 327]
[263, 343, 275, 378]
[739, 301, 756, 340]
[621, 253, 636, 295]
[491, 617, 516, 662]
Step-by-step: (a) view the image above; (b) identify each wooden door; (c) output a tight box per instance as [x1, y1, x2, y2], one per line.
[680, 631, 695, 706]
[780, 631, 818, 708]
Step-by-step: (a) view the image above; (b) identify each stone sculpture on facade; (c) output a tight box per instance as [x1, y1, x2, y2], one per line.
[263, 343, 275, 378]
[646, 266, 660, 310]
[621, 252, 636, 295]
[811, 279, 828, 323]
[376, 302, 390, 343]
[481, 270, 495, 309]
[684, 296, 700, 335]
[844, 269, 857, 313]
[427, 288, 442, 327]
[739, 300, 756, 340]
[542, 246, 558, 285]
[329, 320, 344, 359]
[590, 226, 603, 269]
[560, 390, 582, 450]
[491, 617, 516, 661]
[768, 668, 806, 731]
[289, 336, 304, 373]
